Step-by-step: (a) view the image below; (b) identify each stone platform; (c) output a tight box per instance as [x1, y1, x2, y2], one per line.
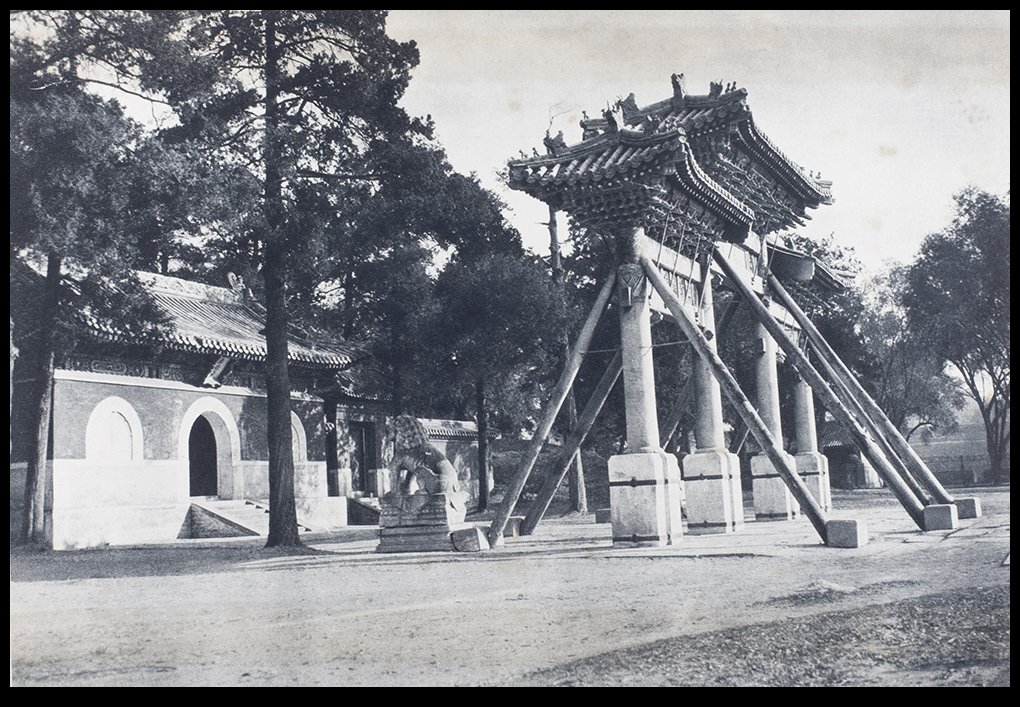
[376, 492, 470, 553]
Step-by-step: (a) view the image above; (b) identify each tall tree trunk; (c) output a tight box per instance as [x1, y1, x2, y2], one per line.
[263, 10, 300, 548]
[548, 204, 586, 513]
[20, 252, 61, 545]
[475, 377, 489, 512]
[10, 317, 17, 455]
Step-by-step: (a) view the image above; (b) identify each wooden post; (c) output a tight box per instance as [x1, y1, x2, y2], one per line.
[767, 274, 956, 506]
[487, 270, 617, 547]
[640, 256, 830, 543]
[521, 351, 623, 535]
[712, 251, 926, 528]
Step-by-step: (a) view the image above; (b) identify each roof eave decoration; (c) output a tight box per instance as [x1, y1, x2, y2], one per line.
[577, 75, 833, 209]
[509, 116, 753, 242]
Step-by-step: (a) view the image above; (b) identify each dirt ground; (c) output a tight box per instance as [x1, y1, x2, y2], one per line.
[10, 486, 1010, 687]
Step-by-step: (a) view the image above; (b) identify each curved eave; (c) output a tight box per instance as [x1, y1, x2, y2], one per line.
[509, 129, 754, 239]
[508, 129, 683, 193]
[80, 321, 355, 371]
[736, 118, 833, 206]
[671, 143, 754, 240]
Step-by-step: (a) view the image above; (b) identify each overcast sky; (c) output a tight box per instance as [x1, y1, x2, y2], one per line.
[386, 10, 1010, 273]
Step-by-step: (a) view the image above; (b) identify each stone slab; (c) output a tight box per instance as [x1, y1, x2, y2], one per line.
[663, 452, 684, 545]
[379, 492, 468, 528]
[826, 518, 868, 548]
[751, 453, 800, 521]
[683, 448, 737, 535]
[377, 522, 471, 553]
[795, 452, 832, 513]
[954, 497, 982, 519]
[923, 503, 959, 531]
[451, 527, 490, 552]
[608, 453, 669, 548]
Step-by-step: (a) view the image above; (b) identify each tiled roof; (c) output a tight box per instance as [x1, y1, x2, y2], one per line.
[509, 74, 833, 240]
[83, 272, 358, 370]
[581, 79, 833, 206]
[509, 118, 754, 241]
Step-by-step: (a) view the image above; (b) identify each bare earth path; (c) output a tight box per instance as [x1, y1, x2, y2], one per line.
[10, 487, 1010, 686]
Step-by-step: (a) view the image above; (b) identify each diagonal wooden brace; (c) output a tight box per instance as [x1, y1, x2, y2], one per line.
[641, 256, 830, 543]
[487, 270, 617, 547]
[521, 351, 623, 535]
[767, 274, 956, 506]
[712, 251, 926, 529]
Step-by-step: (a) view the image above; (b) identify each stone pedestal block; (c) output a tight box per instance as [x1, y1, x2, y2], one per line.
[954, 497, 982, 519]
[662, 452, 684, 545]
[795, 452, 832, 513]
[751, 452, 800, 521]
[923, 503, 959, 531]
[826, 519, 868, 548]
[682, 448, 741, 534]
[377, 492, 470, 553]
[609, 452, 676, 547]
[451, 526, 490, 552]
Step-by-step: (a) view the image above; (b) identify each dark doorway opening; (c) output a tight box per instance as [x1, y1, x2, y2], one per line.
[189, 416, 218, 497]
[349, 421, 377, 494]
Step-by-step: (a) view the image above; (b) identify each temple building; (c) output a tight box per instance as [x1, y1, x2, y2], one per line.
[10, 269, 487, 549]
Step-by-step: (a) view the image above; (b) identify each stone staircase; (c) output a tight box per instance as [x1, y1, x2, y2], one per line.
[188, 499, 313, 537]
[347, 493, 382, 525]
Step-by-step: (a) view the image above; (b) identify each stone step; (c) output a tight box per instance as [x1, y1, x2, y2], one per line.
[190, 499, 313, 536]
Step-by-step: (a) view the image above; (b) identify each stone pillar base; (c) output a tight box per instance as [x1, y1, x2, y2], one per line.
[663, 453, 684, 545]
[795, 452, 832, 513]
[609, 451, 681, 547]
[923, 503, 959, 531]
[682, 448, 741, 534]
[826, 519, 868, 548]
[751, 452, 800, 521]
[955, 497, 981, 519]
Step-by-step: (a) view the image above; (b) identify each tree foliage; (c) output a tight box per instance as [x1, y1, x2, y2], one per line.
[857, 266, 965, 439]
[902, 188, 1010, 481]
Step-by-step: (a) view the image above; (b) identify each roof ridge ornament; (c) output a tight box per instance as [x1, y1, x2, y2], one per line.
[709, 80, 723, 98]
[671, 72, 687, 102]
[603, 103, 625, 133]
[618, 93, 639, 120]
[543, 130, 568, 156]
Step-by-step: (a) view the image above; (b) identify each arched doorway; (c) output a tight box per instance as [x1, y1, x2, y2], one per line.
[189, 416, 218, 497]
[179, 398, 242, 500]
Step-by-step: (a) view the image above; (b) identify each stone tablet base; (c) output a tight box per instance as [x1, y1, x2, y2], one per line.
[795, 452, 832, 512]
[683, 448, 741, 535]
[609, 451, 681, 547]
[376, 491, 470, 553]
[955, 497, 982, 519]
[377, 523, 471, 553]
[752, 452, 800, 521]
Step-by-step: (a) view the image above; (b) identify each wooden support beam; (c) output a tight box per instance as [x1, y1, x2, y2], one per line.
[520, 351, 623, 535]
[802, 331, 932, 504]
[712, 252, 926, 528]
[487, 271, 618, 547]
[767, 274, 956, 506]
[640, 256, 830, 543]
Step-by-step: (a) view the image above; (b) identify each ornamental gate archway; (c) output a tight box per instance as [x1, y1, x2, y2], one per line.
[488, 74, 979, 549]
